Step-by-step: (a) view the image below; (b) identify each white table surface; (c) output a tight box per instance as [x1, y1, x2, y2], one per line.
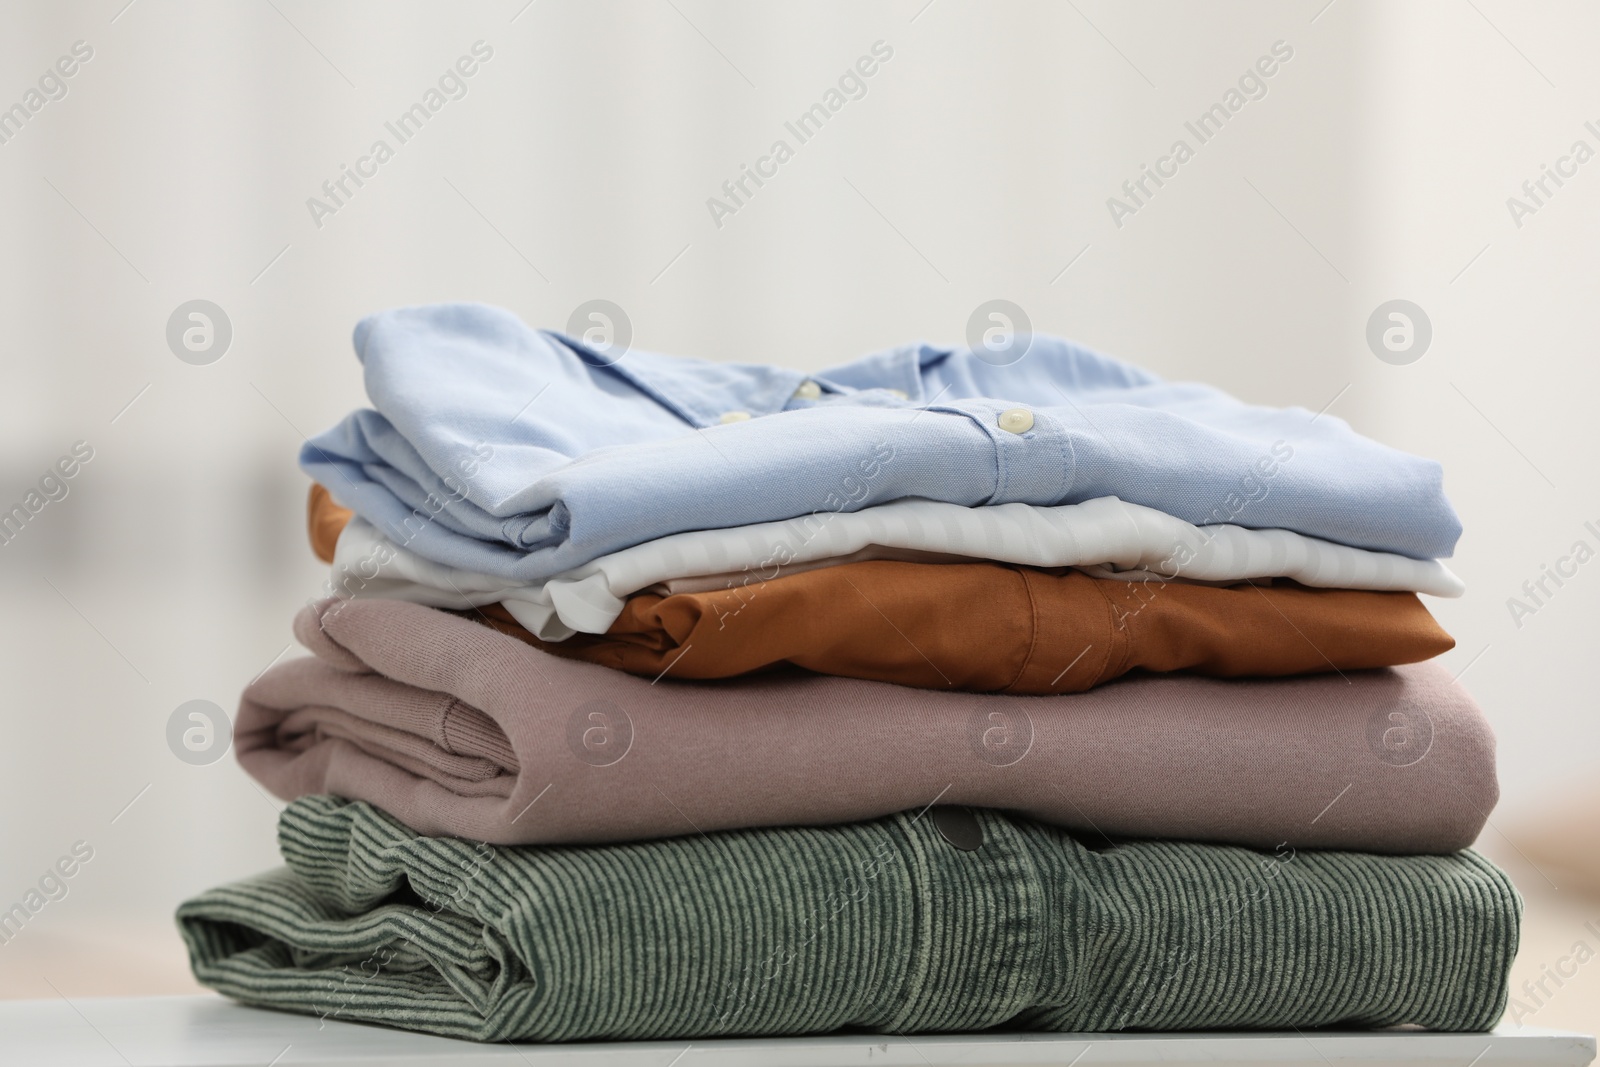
[0, 995, 1592, 1067]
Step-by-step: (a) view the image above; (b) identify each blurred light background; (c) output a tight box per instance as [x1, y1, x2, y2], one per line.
[1, 0, 1596, 1033]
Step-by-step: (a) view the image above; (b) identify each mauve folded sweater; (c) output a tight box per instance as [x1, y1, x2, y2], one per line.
[235, 597, 1498, 853]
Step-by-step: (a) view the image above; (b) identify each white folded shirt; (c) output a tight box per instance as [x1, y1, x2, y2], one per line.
[326, 495, 1465, 641]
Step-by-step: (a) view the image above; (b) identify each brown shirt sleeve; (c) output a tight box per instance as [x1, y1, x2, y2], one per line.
[308, 482, 353, 564]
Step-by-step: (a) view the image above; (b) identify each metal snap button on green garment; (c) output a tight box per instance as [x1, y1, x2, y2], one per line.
[931, 805, 984, 851]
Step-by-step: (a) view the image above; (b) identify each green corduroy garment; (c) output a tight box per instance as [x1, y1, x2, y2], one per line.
[176, 795, 1519, 1043]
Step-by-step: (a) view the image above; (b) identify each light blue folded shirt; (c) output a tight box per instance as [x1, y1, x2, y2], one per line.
[301, 303, 1460, 580]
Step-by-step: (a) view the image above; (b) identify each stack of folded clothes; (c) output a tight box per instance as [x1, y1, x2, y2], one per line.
[177, 304, 1519, 1042]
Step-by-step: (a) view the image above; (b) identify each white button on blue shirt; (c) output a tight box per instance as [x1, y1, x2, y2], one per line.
[998, 408, 1034, 434]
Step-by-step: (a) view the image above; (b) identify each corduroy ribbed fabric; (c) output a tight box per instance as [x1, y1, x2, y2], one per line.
[176, 796, 1519, 1043]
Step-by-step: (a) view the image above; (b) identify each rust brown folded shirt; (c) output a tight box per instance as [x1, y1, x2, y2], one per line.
[482, 566, 1452, 692]
[308, 484, 1453, 694]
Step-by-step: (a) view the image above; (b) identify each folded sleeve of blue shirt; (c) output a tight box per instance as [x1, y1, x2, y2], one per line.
[300, 303, 1461, 581]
